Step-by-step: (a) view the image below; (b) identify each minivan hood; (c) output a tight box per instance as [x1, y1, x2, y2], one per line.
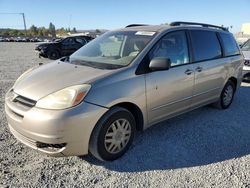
[242, 50, 250, 60]
[14, 61, 113, 101]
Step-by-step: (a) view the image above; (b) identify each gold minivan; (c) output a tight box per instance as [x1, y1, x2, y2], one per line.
[5, 22, 243, 161]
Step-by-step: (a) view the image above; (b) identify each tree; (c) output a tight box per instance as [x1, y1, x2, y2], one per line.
[38, 29, 44, 37]
[95, 29, 101, 34]
[2, 30, 10, 36]
[9, 29, 19, 36]
[40, 27, 49, 37]
[49, 22, 56, 37]
[66, 28, 70, 32]
[72, 27, 77, 33]
[17, 31, 24, 36]
[29, 25, 38, 36]
[56, 27, 67, 36]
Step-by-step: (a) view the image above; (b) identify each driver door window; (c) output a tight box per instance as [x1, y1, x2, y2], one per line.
[62, 38, 75, 45]
[149, 31, 189, 67]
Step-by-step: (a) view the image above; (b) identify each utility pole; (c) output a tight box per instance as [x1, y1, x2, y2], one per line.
[20, 13, 27, 36]
[68, 14, 72, 31]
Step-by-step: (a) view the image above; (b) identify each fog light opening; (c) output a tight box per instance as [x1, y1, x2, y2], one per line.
[36, 142, 66, 151]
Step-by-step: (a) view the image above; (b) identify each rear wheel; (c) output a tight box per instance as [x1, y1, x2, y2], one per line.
[89, 107, 136, 161]
[214, 80, 235, 109]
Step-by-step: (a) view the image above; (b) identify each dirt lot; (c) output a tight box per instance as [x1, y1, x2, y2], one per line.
[1, 42, 250, 187]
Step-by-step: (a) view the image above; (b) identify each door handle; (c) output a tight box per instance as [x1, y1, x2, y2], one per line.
[185, 69, 193, 75]
[196, 66, 203, 72]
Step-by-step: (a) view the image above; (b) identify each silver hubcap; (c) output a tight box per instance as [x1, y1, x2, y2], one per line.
[104, 119, 131, 154]
[223, 85, 234, 106]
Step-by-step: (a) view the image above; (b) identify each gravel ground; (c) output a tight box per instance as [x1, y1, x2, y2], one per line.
[1, 42, 250, 188]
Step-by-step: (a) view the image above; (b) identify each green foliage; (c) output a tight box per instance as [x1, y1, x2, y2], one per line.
[0, 22, 72, 37]
[95, 29, 101, 33]
[49, 22, 56, 37]
[72, 27, 77, 33]
[57, 27, 68, 36]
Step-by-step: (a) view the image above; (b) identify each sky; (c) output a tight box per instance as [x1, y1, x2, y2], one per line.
[0, 0, 249, 33]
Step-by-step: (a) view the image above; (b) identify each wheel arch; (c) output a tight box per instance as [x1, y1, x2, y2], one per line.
[111, 102, 144, 131]
[228, 76, 238, 90]
[47, 47, 61, 58]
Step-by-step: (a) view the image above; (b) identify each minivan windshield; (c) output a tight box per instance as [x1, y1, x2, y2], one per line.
[242, 39, 250, 51]
[69, 31, 155, 68]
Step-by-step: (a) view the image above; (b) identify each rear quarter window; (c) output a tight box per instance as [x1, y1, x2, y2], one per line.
[219, 33, 240, 56]
[190, 30, 222, 62]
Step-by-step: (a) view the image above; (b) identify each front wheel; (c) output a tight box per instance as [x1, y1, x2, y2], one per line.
[48, 50, 60, 60]
[89, 107, 136, 161]
[213, 80, 236, 109]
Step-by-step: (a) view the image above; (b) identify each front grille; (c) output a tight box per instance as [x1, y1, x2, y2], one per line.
[244, 60, 250, 66]
[6, 90, 37, 120]
[13, 95, 36, 108]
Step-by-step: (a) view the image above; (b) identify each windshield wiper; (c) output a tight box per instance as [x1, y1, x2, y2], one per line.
[70, 60, 106, 69]
[70, 59, 124, 70]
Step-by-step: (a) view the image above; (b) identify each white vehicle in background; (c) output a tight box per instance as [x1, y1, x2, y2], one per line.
[241, 39, 250, 81]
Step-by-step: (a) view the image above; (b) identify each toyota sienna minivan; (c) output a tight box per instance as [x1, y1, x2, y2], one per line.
[5, 22, 243, 161]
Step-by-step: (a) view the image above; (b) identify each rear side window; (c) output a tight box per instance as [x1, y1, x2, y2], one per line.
[76, 38, 87, 45]
[190, 30, 222, 62]
[219, 33, 240, 56]
[62, 38, 75, 45]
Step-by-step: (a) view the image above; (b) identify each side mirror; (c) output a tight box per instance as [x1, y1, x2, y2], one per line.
[149, 57, 171, 71]
[239, 44, 242, 48]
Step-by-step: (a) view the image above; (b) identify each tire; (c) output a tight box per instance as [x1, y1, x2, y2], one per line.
[48, 50, 60, 60]
[89, 107, 136, 161]
[213, 80, 236, 109]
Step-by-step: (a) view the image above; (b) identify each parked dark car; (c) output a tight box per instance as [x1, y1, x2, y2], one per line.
[35, 36, 93, 60]
[241, 39, 250, 81]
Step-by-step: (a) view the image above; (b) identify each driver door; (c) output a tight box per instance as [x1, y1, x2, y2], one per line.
[61, 37, 79, 56]
[145, 31, 195, 125]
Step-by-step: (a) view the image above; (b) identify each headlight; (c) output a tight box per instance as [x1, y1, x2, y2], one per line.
[40, 45, 48, 50]
[244, 60, 250, 66]
[36, 84, 91, 110]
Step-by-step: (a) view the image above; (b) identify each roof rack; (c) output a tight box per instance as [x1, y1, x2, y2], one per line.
[170, 21, 228, 31]
[125, 24, 148, 28]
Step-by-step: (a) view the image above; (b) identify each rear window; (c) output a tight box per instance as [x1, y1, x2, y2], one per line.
[220, 33, 240, 56]
[190, 30, 222, 62]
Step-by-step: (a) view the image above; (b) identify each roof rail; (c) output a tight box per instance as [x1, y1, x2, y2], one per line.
[125, 24, 148, 28]
[170, 21, 228, 31]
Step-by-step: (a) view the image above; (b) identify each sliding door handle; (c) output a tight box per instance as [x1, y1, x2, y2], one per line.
[185, 69, 193, 75]
[195, 66, 203, 72]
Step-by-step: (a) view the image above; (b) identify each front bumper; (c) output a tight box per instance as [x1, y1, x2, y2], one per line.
[35, 48, 47, 58]
[5, 91, 108, 156]
[243, 65, 250, 80]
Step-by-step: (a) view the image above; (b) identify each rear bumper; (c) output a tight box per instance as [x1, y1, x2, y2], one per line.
[5, 93, 108, 156]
